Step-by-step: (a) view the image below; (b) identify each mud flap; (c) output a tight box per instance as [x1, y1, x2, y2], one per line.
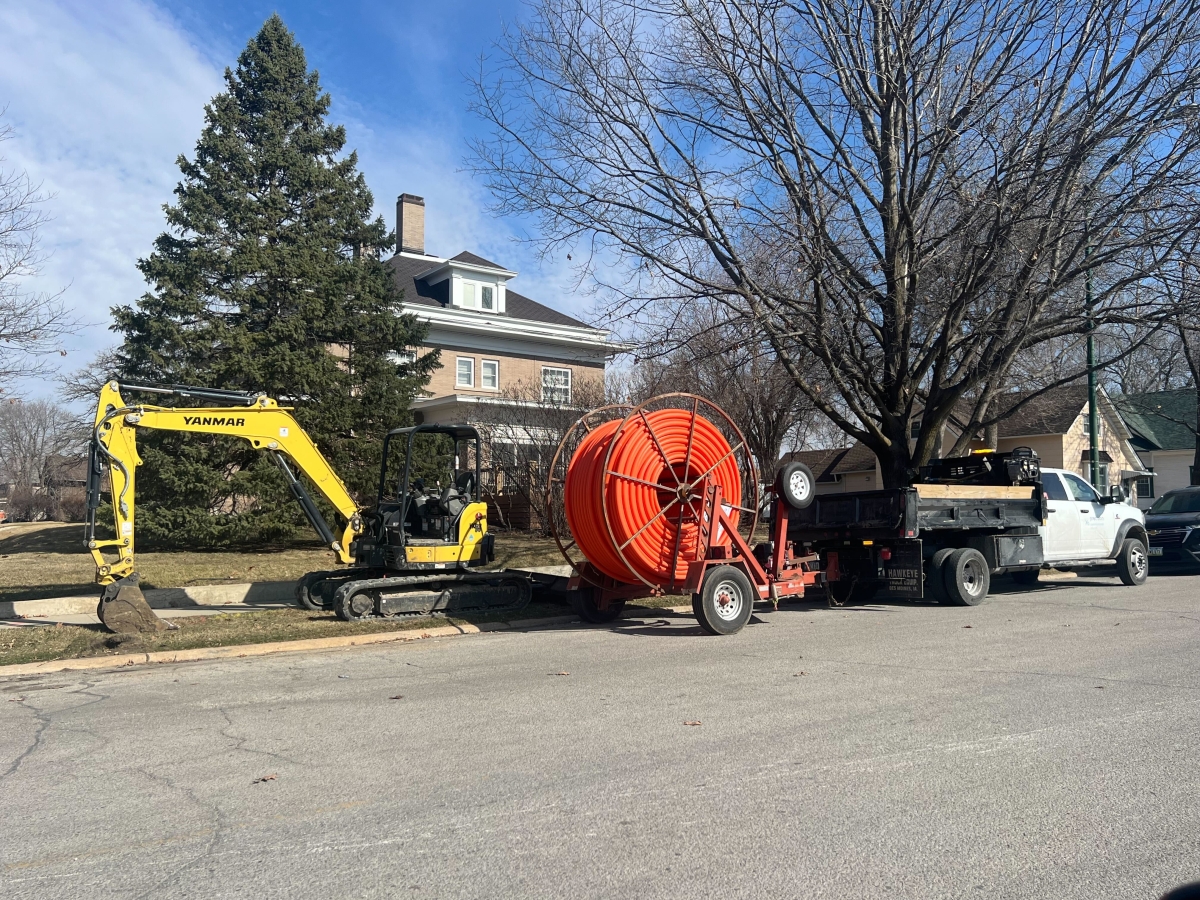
[97, 574, 175, 634]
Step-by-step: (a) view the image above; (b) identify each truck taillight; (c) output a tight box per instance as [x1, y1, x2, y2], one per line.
[906, 529, 916, 537]
[880, 547, 892, 561]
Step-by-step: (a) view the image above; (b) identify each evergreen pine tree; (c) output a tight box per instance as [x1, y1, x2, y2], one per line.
[112, 15, 436, 547]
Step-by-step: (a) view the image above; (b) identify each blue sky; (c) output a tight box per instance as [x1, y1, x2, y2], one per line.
[0, 0, 588, 401]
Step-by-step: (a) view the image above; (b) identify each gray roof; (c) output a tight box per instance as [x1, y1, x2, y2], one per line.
[992, 384, 1090, 437]
[385, 253, 591, 329]
[782, 443, 877, 482]
[1114, 390, 1198, 452]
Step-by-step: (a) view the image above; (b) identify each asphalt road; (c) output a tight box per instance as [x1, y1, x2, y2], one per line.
[2, 571, 1198, 900]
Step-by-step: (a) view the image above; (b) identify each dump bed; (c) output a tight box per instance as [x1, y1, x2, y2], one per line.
[787, 483, 1045, 544]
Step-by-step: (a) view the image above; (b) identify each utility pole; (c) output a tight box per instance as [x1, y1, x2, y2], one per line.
[1086, 239, 1101, 488]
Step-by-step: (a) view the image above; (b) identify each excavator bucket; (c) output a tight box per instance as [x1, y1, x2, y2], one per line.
[97, 574, 171, 634]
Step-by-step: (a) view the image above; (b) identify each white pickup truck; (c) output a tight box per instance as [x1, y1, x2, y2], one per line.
[1020, 467, 1149, 585]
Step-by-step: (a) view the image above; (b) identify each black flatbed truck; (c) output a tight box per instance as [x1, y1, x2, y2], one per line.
[785, 479, 1048, 606]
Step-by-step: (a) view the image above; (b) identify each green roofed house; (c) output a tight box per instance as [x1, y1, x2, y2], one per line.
[1113, 389, 1200, 509]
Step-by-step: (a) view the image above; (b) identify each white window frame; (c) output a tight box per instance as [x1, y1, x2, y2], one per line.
[541, 366, 572, 405]
[461, 281, 477, 309]
[481, 359, 499, 390]
[456, 357, 474, 388]
[481, 284, 495, 311]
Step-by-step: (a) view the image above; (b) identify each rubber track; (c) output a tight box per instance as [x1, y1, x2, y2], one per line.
[332, 572, 532, 620]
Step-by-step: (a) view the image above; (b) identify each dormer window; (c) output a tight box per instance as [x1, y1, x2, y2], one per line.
[459, 281, 497, 312]
[412, 253, 514, 314]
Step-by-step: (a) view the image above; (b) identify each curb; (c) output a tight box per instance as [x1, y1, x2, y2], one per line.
[0, 605, 694, 678]
[1, 581, 297, 620]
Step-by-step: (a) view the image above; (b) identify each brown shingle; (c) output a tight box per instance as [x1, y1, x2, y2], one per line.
[990, 384, 1089, 437]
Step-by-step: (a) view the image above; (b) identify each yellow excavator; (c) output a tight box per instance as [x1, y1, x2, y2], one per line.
[86, 381, 531, 632]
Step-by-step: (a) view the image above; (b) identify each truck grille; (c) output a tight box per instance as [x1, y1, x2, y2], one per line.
[1148, 527, 1190, 547]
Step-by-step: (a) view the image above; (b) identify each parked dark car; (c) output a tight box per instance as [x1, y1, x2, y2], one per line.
[1146, 486, 1200, 566]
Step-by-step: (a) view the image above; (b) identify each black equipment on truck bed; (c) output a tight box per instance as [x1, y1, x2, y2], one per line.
[783, 450, 1047, 606]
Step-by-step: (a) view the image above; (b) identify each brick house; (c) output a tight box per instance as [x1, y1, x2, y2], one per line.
[385, 194, 613, 426]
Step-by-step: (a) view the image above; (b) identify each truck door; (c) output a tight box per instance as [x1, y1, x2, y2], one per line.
[1062, 473, 1111, 556]
[1040, 472, 1081, 560]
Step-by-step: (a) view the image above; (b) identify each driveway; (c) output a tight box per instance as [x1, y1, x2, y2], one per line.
[2, 573, 1198, 899]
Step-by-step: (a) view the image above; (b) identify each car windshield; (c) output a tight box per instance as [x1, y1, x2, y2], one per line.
[1149, 491, 1200, 514]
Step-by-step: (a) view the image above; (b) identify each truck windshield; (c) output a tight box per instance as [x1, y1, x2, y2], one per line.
[1149, 491, 1200, 514]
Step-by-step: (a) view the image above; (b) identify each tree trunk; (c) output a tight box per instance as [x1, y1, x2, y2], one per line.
[1194, 390, 1200, 484]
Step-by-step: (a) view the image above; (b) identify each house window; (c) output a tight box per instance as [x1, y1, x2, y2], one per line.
[1080, 461, 1107, 487]
[461, 282, 477, 308]
[1136, 475, 1154, 499]
[456, 357, 474, 387]
[909, 419, 920, 440]
[481, 359, 499, 390]
[481, 285, 494, 311]
[388, 349, 417, 366]
[542, 366, 571, 404]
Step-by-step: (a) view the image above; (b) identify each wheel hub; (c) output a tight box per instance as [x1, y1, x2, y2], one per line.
[713, 581, 743, 620]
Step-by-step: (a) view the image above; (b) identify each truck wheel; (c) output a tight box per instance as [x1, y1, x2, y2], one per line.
[1011, 569, 1041, 587]
[942, 548, 990, 606]
[695, 565, 755, 635]
[926, 548, 955, 603]
[1115, 538, 1149, 586]
[574, 588, 625, 623]
[776, 461, 816, 510]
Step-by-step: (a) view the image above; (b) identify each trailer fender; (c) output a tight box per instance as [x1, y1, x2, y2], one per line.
[1109, 520, 1148, 559]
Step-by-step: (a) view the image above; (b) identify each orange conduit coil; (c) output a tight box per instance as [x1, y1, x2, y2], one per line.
[564, 409, 742, 586]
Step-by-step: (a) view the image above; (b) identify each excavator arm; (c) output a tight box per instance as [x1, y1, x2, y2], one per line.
[86, 381, 363, 585]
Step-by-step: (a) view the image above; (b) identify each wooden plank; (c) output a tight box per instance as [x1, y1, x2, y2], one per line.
[914, 483, 1037, 500]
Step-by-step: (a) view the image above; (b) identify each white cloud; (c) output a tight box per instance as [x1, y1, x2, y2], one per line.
[0, 0, 609, 401]
[0, 0, 222, 399]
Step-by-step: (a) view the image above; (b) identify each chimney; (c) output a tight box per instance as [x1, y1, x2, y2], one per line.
[397, 193, 425, 255]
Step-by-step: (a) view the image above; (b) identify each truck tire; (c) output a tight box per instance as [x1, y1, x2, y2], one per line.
[574, 588, 625, 623]
[1115, 538, 1149, 586]
[694, 565, 755, 635]
[942, 548, 990, 606]
[776, 461, 816, 510]
[926, 547, 956, 603]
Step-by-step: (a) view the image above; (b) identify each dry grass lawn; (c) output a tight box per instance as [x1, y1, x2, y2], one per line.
[0, 523, 683, 667]
[0, 522, 568, 604]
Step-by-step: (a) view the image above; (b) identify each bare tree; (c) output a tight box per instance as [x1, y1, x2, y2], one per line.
[475, 375, 608, 532]
[0, 399, 88, 520]
[0, 116, 76, 395]
[472, 0, 1200, 486]
[620, 302, 821, 478]
[1154, 250, 1200, 483]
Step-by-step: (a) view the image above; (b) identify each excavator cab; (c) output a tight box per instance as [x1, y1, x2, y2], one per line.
[352, 423, 494, 571]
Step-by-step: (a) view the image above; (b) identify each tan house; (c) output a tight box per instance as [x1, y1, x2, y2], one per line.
[973, 384, 1147, 491]
[385, 194, 613, 426]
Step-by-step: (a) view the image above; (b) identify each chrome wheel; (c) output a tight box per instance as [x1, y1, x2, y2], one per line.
[1130, 545, 1147, 579]
[712, 578, 746, 622]
[961, 555, 986, 599]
